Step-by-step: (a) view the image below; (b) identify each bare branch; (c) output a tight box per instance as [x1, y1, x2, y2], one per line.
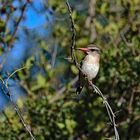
[0, 66, 36, 140]
[89, 80, 120, 140]
[10, 99, 36, 140]
[49, 76, 78, 104]
[120, 31, 133, 47]
[66, 1, 120, 139]
[85, 0, 97, 42]
[114, 14, 136, 47]
[51, 43, 58, 68]
[0, 2, 29, 70]
[8, 3, 28, 50]
[5, 66, 28, 89]
[66, 1, 80, 69]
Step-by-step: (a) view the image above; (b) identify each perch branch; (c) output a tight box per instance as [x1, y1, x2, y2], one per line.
[66, 1, 120, 140]
[66, 1, 80, 69]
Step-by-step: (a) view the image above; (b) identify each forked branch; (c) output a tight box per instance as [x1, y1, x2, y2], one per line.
[66, 1, 120, 139]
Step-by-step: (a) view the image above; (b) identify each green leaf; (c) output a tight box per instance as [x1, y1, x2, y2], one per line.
[71, 65, 78, 74]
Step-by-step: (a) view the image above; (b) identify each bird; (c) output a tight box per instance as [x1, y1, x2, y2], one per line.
[76, 44, 100, 94]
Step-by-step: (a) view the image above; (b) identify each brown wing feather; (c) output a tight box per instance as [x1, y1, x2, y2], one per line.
[76, 60, 85, 94]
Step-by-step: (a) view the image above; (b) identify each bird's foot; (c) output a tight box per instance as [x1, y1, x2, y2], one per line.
[88, 80, 93, 86]
[83, 73, 88, 79]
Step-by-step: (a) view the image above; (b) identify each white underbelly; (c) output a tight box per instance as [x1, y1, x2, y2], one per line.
[82, 63, 99, 80]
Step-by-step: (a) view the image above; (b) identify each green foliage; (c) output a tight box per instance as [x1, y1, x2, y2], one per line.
[0, 0, 140, 140]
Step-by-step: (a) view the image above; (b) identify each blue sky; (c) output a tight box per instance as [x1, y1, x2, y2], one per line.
[1, 0, 54, 74]
[0, 0, 54, 110]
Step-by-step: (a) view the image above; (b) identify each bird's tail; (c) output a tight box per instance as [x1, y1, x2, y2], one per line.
[76, 70, 85, 94]
[76, 85, 84, 94]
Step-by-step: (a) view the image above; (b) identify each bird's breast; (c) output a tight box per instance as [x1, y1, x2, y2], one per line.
[81, 63, 99, 80]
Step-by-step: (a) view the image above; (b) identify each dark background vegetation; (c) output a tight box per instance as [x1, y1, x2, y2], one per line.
[0, 0, 140, 139]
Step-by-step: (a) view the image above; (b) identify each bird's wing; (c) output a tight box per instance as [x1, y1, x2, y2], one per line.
[76, 61, 85, 94]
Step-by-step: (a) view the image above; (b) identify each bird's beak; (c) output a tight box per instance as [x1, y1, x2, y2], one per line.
[76, 48, 89, 52]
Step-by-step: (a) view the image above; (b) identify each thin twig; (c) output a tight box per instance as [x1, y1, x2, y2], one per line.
[0, 1, 35, 139]
[85, 0, 97, 42]
[8, 95, 35, 140]
[51, 43, 58, 68]
[114, 14, 135, 47]
[9, 97, 36, 140]
[0, 66, 36, 140]
[8, 3, 28, 49]
[89, 81, 120, 140]
[120, 31, 133, 47]
[49, 76, 78, 104]
[5, 66, 28, 89]
[66, 1, 80, 68]
[66, 1, 120, 139]
[0, 2, 28, 70]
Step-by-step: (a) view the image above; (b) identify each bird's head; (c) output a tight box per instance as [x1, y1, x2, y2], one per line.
[76, 44, 100, 55]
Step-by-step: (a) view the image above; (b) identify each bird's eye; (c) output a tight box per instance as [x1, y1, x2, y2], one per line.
[92, 49, 100, 53]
